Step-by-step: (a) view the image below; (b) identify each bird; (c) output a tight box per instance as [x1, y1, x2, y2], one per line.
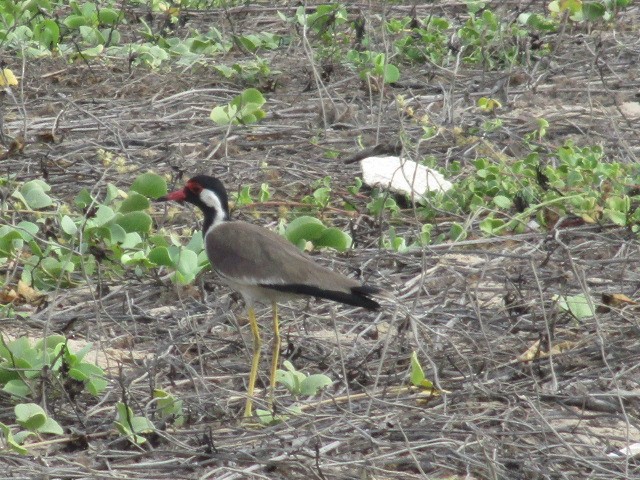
[159, 174, 380, 417]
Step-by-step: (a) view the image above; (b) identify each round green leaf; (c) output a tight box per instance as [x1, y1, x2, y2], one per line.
[87, 377, 108, 395]
[35, 335, 66, 351]
[61, 215, 78, 235]
[15, 403, 46, 430]
[582, 2, 606, 20]
[120, 232, 142, 249]
[114, 211, 152, 233]
[69, 362, 104, 382]
[20, 181, 53, 209]
[240, 88, 265, 106]
[555, 294, 594, 320]
[17, 221, 39, 241]
[210, 106, 232, 125]
[37, 417, 63, 435]
[148, 246, 173, 267]
[3, 379, 30, 398]
[383, 64, 400, 83]
[0, 229, 23, 256]
[493, 195, 512, 209]
[275, 370, 298, 394]
[63, 15, 87, 29]
[75, 189, 93, 209]
[93, 205, 116, 227]
[34, 19, 60, 48]
[313, 228, 352, 251]
[107, 223, 127, 243]
[285, 216, 325, 245]
[130, 173, 167, 199]
[98, 8, 119, 25]
[119, 192, 150, 213]
[175, 249, 198, 276]
[299, 374, 332, 396]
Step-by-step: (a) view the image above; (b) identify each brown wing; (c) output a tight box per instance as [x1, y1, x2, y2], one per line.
[206, 221, 379, 309]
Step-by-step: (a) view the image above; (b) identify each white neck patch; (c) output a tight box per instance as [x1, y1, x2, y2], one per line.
[200, 189, 227, 230]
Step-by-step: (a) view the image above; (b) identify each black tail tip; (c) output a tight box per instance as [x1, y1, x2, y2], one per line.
[351, 285, 381, 310]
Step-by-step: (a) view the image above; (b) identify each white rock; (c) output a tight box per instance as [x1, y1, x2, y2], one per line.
[619, 102, 640, 119]
[360, 156, 452, 200]
[608, 442, 640, 458]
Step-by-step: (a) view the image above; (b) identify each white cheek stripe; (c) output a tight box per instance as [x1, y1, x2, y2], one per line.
[200, 189, 227, 231]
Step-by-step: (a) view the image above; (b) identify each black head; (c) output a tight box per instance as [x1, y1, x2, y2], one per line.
[159, 175, 230, 231]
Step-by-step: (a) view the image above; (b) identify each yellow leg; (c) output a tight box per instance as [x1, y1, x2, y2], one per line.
[244, 306, 261, 417]
[268, 301, 281, 411]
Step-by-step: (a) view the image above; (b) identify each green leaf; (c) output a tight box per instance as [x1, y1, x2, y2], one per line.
[75, 189, 93, 209]
[255, 409, 278, 425]
[555, 294, 594, 320]
[175, 249, 199, 278]
[210, 105, 233, 125]
[120, 232, 142, 249]
[114, 211, 152, 233]
[93, 205, 116, 227]
[34, 335, 66, 351]
[410, 351, 425, 387]
[16, 180, 53, 209]
[17, 221, 39, 241]
[410, 351, 433, 389]
[98, 8, 120, 25]
[236, 185, 253, 206]
[148, 246, 173, 267]
[299, 374, 332, 396]
[63, 14, 88, 29]
[3, 379, 30, 398]
[259, 183, 271, 202]
[130, 173, 167, 199]
[479, 217, 505, 235]
[61, 216, 77, 236]
[383, 63, 400, 83]
[493, 195, 512, 209]
[119, 192, 150, 213]
[210, 88, 266, 126]
[33, 19, 60, 48]
[275, 370, 297, 393]
[0, 228, 23, 256]
[15, 403, 47, 430]
[36, 416, 63, 435]
[314, 228, 352, 251]
[605, 209, 627, 226]
[582, 2, 606, 21]
[77, 44, 104, 59]
[285, 216, 325, 245]
[114, 402, 155, 444]
[186, 232, 203, 252]
[87, 376, 108, 395]
[0, 423, 30, 454]
[6, 337, 34, 360]
[69, 362, 104, 382]
[107, 223, 127, 243]
[449, 223, 467, 241]
[239, 87, 265, 106]
[105, 184, 120, 204]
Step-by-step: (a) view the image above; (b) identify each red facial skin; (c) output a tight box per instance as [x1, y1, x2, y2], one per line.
[161, 180, 202, 202]
[163, 189, 187, 201]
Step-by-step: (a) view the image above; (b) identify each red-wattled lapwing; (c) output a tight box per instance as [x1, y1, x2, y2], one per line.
[159, 175, 380, 417]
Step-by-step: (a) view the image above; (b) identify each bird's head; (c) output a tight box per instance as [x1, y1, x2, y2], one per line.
[159, 175, 230, 227]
